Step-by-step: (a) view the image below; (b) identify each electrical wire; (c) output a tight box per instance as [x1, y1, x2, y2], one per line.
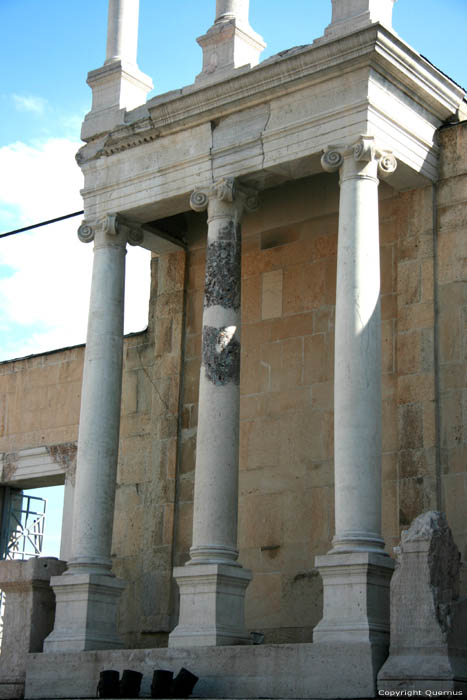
[0, 210, 84, 239]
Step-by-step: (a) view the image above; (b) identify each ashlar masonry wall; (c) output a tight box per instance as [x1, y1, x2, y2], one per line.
[437, 122, 467, 567]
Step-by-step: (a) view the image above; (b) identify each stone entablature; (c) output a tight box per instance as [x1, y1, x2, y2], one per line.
[78, 24, 465, 230]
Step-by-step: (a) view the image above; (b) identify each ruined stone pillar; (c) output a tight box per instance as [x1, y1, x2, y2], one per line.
[44, 215, 142, 652]
[105, 0, 140, 65]
[169, 178, 257, 647]
[313, 137, 396, 654]
[378, 512, 467, 694]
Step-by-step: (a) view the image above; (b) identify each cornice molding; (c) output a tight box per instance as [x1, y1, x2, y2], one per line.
[78, 24, 464, 166]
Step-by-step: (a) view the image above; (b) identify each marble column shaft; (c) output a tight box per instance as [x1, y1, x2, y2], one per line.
[322, 137, 397, 554]
[69, 216, 127, 574]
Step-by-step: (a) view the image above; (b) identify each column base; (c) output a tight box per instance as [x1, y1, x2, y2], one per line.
[313, 552, 394, 646]
[43, 573, 126, 652]
[169, 563, 252, 647]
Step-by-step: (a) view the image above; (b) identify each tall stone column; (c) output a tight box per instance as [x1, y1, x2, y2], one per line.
[105, 0, 140, 65]
[169, 178, 257, 647]
[313, 137, 396, 654]
[44, 215, 141, 652]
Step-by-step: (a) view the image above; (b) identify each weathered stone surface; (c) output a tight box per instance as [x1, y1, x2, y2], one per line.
[0, 557, 66, 699]
[378, 511, 467, 694]
[25, 642, 387, 699]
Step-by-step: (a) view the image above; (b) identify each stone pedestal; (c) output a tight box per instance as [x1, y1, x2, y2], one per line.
[196, 0, 265, 84]
[378, 511, 467, 694]
[0, 557, 66, 699]
[313, 552, 394, 645]
[168, 564, 252, 647]
[169, 179, 257, 647]
[321, 0, 397, 42]
[43, 573, 126, 652]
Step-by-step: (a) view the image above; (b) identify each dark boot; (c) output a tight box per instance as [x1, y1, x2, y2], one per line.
[171, 668, 198, 698]
[151, 669, 174, 698]
[97, 670, 120, 698]
[119, 669, 143, 698]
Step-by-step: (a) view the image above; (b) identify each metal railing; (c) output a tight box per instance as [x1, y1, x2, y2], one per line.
[0, 489, 47, 651]
[0, 488, 46, 561]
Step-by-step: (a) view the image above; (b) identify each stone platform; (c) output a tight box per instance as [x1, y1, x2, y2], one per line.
[25, 643, 387, 699]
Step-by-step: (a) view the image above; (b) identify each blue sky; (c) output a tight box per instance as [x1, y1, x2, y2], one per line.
[0, 0, 466, 363]
[0, 1, 466, 555]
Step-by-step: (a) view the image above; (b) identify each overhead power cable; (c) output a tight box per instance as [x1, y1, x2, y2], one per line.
[0, 210, 84, 239]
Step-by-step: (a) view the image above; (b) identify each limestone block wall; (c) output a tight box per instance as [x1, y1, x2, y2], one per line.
[437, 122, 467, 566]
[0, 346, 83, 455]
[111, 251, 186, 648]
[395, 185, 439, 535]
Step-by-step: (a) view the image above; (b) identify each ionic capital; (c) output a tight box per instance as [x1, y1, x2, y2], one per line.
[77, 214, 144, 246]
[321, 137, 397, 179]
[190, 177, 258, 217]
[77, 221, 95, 243]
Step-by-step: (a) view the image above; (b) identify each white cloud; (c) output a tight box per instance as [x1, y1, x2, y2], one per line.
[12, 94, 47, 115]
[0, 136, 150, 362]
[0, 138, 83, 225]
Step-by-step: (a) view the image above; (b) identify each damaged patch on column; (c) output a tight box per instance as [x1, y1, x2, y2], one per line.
[203, 325, 240, 385]
[204, 221, 241, 311]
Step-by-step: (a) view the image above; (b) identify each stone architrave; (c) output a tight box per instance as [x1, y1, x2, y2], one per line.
[0, 558, 66, 700]
[44, 215, 143, 653]
[313, 137, 396, 668]
[378, 511, 467, 694]
[169, 178, 257, 647]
